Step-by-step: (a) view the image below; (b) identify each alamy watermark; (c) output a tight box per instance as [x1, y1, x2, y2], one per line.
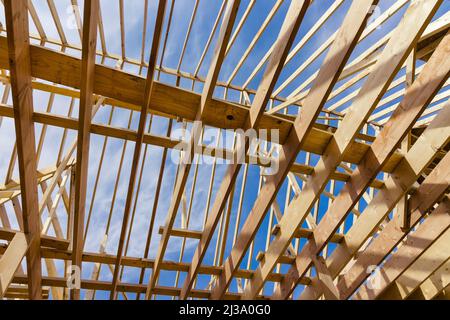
[171, 121, 280, 175]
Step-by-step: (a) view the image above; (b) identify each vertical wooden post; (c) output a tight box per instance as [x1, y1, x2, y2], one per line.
[4, 0, 42, 300]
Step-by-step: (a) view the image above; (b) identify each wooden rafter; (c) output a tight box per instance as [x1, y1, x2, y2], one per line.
[71, 0, 99, 300]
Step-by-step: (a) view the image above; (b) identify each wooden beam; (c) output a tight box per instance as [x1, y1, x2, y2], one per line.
[21, 244, 311, 285]
[268, 0, 443, 300]
[110, 0, 166, 300]
[0, 0, 446, 301]
[179, 0, 311, 300]
[0, 227, 70, 250]
[145, 0, 241, 299]
[199, 0, 241, 117]
[311, 255, 340, 300]
[4, 0, 42, 300]
[0, 45, 414, 169]
[71, 0, 99, 300]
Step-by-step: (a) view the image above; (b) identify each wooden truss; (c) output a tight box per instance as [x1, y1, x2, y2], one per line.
[0, 0, 449, 300]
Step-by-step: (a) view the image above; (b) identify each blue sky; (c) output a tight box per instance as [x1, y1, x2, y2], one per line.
[0, 0, 449, 300]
